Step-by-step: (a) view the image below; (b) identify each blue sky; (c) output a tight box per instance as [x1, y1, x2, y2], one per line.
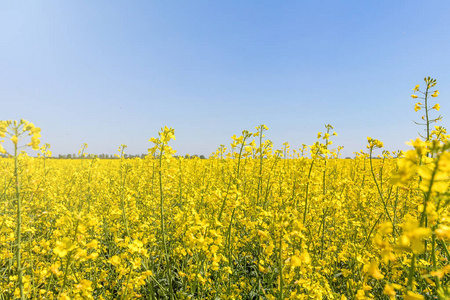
[1, 1, 449, 157]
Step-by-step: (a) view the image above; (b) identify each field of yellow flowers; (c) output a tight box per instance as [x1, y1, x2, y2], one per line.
[1, 78, 449, 299]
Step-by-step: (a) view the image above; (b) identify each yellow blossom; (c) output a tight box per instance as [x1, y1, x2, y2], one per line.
[367, 261, 384, 279]
[404, 291, 424, 300]
[414, 102, 422, 112]
[53, 238, 76, 258]
[108, 255, 121, 266]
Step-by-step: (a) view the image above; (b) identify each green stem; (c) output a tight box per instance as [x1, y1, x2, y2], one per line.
[119, 159, 130, 237]
[159, 145, 174, 299]
[369, 148, 399, 237]
[424, 85, 430, 141]
[278, 222, 283, 300]
[303, 158, 316, 224]
[431, 232, 441, 290]
[14, 134, 24, 300]
[407, 150, 440, 291]
[257, 128, 263, 206]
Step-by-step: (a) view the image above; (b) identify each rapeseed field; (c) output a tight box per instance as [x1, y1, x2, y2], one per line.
[0, 78, 449, 299]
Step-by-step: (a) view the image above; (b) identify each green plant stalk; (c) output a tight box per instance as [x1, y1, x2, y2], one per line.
[369, 148, 400, 237]
[257, 128, 263, 206]
[218, 138, 246, 221]
[60, 252, 74, 294]
[87, 158, 95, 213]
[407, 254, 417, 291]
[302, 158, 316, 224]
[278, 223, 284, 300]
[431, 232, 441, 290]
[320, 209, 327, 259]
[227, 207, 236, 264]
[217, 175, 233, 222]
[363, 212, 384, 248]
[178, 159, 183, 206]
[263, 156, 279, 209]
[159, 145, 174, 299]
[225, 137, 249, 294]
[121, 265, 133, 300]
[419, 156, 440, 227]
[438, 240, 450, 259]
[60, 218, 80, 295]
[407, 154, 439, 291]
[424, 84, 430, 141]
[120, 161, 130, 238]
[14, 133, 25, 300]
[319, 131, 331, 259]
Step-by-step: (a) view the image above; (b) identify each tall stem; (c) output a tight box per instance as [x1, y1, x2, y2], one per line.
[369, 149, 399, 237]
[303, 158, 315, 224]
[278, 222, 284, 300]
[257, 128, 263, 206]
[14, 132, 24, 300]
[159, 145, 173, 299]
[120, 160, 130, 238]
[424, 84, 430, 141]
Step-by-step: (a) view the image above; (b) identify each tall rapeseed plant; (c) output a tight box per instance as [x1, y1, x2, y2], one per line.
[149, 126, 177, 300]
[0, 119, 40, 300]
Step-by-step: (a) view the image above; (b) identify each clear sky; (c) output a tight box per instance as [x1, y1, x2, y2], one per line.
[1, 1, 449, 157]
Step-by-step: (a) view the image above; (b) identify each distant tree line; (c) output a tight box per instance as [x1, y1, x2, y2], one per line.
[0, 153, 208, 159]
[51, 154, 207, 159]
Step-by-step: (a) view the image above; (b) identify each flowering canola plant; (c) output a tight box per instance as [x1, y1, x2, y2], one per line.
[0, 78, 449, 299]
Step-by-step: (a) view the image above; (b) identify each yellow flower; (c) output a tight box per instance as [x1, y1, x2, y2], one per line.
[50, 263, 61, 276]
[398, 217, 432, 253]
[290, 255, 302, 267]
[431, 90, 439, 97]
[301, 251, 311, 264]
[383, 284, 396, 298]
[404, 291, 424, 300]
[53, 238, 76, 258]
[414, 102, 422, 112]
[413, 85, 420, 91]
[86, 239, 99, 249]
[257, 230, 269, 239]
[411, 94, 418, 99]
[210, 244, 219, 254]
[435, 225, 450, 239]
[87, 252, 99, 260]
[367, 261, 384, 279]
[128, 239, 144, 253]
[432, 103, 440, 111]
[11, 135, 18, 145]
[59, 292, 71, 300]
[290, 250, 311, 267]
[75, 279, 92, 291]
[108, 255, 121, 266]
[74, 248, 87, 260]
[367, 137, 383, 149]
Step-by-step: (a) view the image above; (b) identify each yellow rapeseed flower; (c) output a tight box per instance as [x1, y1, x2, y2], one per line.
[414, 102, 422, 112]
[53, 238, 76, 258]
[404, 291, 424, 300]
